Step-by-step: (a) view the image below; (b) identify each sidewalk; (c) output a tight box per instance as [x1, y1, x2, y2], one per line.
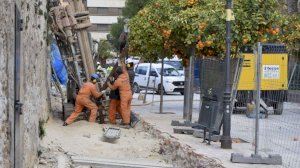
[132, 93, 284, 168]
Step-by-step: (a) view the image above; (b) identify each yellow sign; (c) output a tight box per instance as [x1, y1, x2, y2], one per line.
[237, 53, 288, 91]
[226, 9, 235, 21]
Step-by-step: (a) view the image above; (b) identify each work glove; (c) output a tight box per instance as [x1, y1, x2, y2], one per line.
[108, 76, 114, 83]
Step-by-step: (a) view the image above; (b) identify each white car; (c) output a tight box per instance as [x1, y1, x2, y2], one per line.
[158, 56, 184, 76]
[133, 63, 185, 95]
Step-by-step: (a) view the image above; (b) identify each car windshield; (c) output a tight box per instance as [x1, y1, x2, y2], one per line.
[164, 61, 183, 70]
[157, 67, 180, 76]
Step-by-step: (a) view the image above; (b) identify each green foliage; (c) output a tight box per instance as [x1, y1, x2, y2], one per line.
[123, 0, 151, 18]
[281, 14, 300, 50]
[98, 40, 114, 60]
[108, 0, 151, 51]
[109, 18, 125, 50]
[129, 0, 296, 65]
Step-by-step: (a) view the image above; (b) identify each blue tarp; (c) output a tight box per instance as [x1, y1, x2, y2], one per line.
[51, 41, 68, 85]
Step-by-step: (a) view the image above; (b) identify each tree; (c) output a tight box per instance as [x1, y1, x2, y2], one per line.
[97, 40, 114, 65]
[129, 0, 294, 62]
[122, 0, 151, 18]
[109, 18, 125, 50]
[108, 0, 151, 51]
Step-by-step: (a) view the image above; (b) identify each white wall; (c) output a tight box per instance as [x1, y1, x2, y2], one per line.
[90, 16, 119, 24]
[90, 32, 109, 40]
[87, 0, 126, 8]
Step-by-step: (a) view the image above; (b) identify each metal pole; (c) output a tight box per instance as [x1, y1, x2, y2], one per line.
[187, 46, 195, 121]
[144, 63, 152, 103]
[183, 67, 189, 119]
[255, 42, 262, 155]
[221, 0, 233, 149]
[152, 76, 156, 105]
[70, 45, 83, 87]
[159, 58, 164, 113]
[14, 5, 23, 167]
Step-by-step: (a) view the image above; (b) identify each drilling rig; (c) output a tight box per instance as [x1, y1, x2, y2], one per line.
[49, 0, 102, 120]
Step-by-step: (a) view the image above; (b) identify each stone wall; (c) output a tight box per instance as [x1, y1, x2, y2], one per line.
[20, 0, 50, 167]
[0, 0, 50, 167]
[0, 1, 15, 167]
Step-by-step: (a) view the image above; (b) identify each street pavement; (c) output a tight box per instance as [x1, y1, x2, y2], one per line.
[132, 92, 300, 168]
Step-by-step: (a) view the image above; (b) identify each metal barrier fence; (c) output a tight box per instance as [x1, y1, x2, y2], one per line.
[230, 44, 300, 167]
[196, 44, 299, 167]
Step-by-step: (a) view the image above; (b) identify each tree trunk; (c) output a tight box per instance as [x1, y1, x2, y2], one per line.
[159, 58, 164, 113]
[286, 0, 299, 13]
[183, 66, 189, 119]
[183, 45, 196, 121]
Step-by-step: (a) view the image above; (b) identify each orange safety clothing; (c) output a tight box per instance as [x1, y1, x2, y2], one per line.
[65, 82, 102, 124]
[108, 99, 121, 124]
[109, 66, 132, 124]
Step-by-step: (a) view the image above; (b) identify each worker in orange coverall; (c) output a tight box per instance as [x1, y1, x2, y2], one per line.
[63, 74, 104, 126]
[107, 62, 132, 128]
[108, 72, 121, 124]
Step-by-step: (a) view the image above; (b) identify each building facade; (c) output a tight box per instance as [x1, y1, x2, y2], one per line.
[87, 0, 126, 40]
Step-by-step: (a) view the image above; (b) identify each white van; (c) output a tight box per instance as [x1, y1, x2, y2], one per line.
[158, 56, 184, 76]
[133, 63, 185, 95]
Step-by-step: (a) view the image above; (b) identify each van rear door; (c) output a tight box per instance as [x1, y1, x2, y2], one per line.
[134, 66, 148, 88]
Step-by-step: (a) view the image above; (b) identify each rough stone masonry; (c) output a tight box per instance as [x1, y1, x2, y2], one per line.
[0, 0, 50, 167]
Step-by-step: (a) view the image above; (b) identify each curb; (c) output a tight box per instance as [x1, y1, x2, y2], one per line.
[132, 99, 201, 107]
[139, 118, 225, 168]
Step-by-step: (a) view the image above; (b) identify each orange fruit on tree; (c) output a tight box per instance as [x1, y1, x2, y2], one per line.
[259, 38, 267, 43]
[154, 3, 161, 8]
[243, 38, 249, 44]
[198, 23, 207, 31]
[204, 40, 213, 47]
[187, 0, 196, 6]
[197, 41, 204, 49]
[208, 50, 214, 56]
[270, 30, 277, 35]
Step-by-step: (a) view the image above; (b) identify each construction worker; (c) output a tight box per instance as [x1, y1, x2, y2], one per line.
[63, 74, 105, 126]
[107, 62, 132, 128]
[96, 62, 108, 78]
[108, 73, 121, 124]
[106, 65, 113, 74]
[126, 60, 135, 94]
[126, 60, 139, 127]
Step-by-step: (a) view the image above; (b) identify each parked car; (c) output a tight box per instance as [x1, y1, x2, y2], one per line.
[133, 63, 185, 95]
[158, 56, 184, 76]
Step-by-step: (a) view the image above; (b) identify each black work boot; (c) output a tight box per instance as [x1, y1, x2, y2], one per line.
[120, 122, 130, 129]
[62, 122, 68, 126]
[130, 112, 140, 128]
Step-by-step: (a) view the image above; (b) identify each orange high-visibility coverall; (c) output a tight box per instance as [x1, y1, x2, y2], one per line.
[108, 99, 121, 124]
[65, 82, 102, 124]
[109, 67, 132, 124]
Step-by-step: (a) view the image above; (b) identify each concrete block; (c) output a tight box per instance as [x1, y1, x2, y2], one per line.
[231, 153, 282, 165]
[173, 127, 195, 135]
[193, 130, 221, 142]
[171, 120, 198, 127]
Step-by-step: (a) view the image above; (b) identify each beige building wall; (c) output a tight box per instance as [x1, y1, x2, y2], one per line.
[87, 0, 126, 40]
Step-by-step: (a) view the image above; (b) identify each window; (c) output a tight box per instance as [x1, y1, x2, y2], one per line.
[88, 7, 123, 16]
[157, 68, 180, 76]
[88, 24, 111, 32]
[136, 66, 148, 75]
[150, 68, 158, 77]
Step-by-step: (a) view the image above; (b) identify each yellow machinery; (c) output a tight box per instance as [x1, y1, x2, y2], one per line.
[235, 44, 288, 115]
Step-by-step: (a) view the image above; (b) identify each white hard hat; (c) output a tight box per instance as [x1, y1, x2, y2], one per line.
[126, 58, 133, 64]
[96, 62, 100, 65]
